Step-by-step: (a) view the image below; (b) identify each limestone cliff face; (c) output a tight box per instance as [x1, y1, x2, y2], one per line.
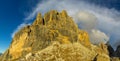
[0, 10, 110, 61]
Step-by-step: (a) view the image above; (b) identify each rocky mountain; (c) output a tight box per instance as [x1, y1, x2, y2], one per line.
[0, 10, 110, 61]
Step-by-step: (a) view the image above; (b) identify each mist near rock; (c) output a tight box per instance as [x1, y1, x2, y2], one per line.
[76, 11, 109, 44]
[90, 29, 109, 44]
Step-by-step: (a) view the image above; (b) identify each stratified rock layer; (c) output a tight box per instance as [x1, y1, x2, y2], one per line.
[0, 10, 110, 61]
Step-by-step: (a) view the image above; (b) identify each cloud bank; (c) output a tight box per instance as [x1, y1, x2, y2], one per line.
[14, 0, 120, 48]
[76, 11, 109, 45]
[76, 11, 97, 31]
[90, 29, 109, 44]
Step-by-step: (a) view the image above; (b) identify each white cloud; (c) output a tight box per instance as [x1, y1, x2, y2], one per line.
[90, 29, 109, 45]
[23, 0, 120, 48]
[77, 11, 97, 31]
[76, 11, 109, 44]
[11, 23, 30, 38]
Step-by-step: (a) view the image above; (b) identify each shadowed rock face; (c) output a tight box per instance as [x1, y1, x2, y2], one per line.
[0, 10, 110, 61]
[106, 43, 120, 61]
[114, 45, 120, 57]
[107, 44, 114, 57]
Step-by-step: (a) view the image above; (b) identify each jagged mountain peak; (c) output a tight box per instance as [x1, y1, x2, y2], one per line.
[0, 10, 110, 61]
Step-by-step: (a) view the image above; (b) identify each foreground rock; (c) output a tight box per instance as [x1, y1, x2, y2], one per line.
[19, 42, 109, 61]
[0, 10, 110, 61]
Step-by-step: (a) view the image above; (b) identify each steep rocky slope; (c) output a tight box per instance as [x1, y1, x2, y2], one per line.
[19, 42, 109, 61]
[0, 10, 110, 61]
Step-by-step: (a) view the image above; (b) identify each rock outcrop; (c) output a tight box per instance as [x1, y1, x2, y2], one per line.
[106, 42, 120, 61]
[0, 10, 110, 61]
[114, 45, 120, 57]
[107, 45, 114, 57]
[110, 45, 120, 61]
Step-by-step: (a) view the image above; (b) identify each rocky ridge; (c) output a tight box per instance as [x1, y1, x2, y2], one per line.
[0, 10, 110, 61]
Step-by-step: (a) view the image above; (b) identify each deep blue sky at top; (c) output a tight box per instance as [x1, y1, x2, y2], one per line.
[0, 0, 120, 53]
[0, 0, 40, 52]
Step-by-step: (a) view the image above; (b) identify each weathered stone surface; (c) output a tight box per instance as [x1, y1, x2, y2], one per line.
[0, 10, 110, 61]
[111, 57, 120, 61]
[78, 30, 91, 48]
[19, 42, 110, 61]
[33, 13, 43, 25]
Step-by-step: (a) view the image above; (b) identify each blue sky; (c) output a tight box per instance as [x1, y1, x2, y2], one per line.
[0, 0, 120, 53]
[0, 0, 40, 52]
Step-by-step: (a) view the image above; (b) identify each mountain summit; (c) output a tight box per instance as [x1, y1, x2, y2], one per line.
[0, 10, 110, 61]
